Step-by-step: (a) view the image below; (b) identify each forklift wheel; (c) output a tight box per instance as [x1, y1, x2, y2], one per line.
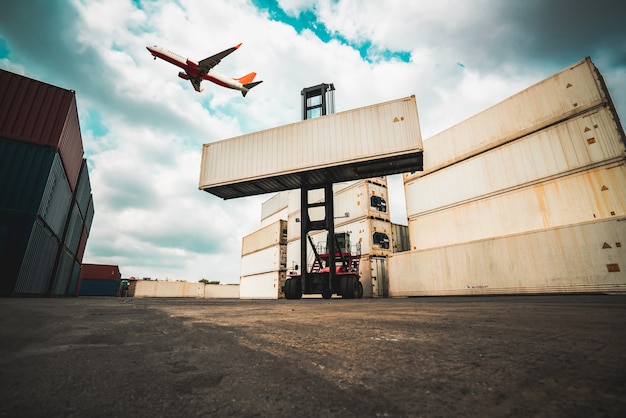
[322, 287, 332, 299]
[356, 281, 363, 299]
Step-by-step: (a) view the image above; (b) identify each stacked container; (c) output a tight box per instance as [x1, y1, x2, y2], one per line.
[239, 220, 288, 299]
[0, 69, 94, 296]
[391, 57, 626, 296]
[78, 264, 121, 296]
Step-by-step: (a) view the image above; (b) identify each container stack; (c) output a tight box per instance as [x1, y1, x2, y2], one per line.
[0, 69, 94, 296]
[78, 264, 121, 296]
[391, 57, 626, 296]
[285, 178, 394, 297]
[239, 220, 288, 299]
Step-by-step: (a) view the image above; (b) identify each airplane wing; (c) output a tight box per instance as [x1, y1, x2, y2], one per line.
[198, 43, 242, 72]
[186, 72, 204, 92]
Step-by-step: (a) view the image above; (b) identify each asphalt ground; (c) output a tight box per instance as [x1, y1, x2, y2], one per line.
[1, 295, 625, 417]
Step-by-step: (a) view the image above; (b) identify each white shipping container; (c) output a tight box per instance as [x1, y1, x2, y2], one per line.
[239, 271, 286, 299]
[405, 107, 626, 217]
[390, 218, 626, 296]
[408, 162, 626, 250]
[241, 220, 287, 256]
[240, 244, 287, 277]
[200, 96, 422, 199]
[260, 207, 288, 228]
[404, 57, 612, 181]
[333, 180, 390, 223]
[309, 217, 393, 256]
[261, 191, 289, 222]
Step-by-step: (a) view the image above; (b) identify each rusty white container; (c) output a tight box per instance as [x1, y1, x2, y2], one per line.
[200, 96, 422, 199]
[408, 161, 626, 251]
[239, 271, 286, 299]
[241, 220, 287, 256]
[389, 217, 626, 297]
[239, 244, 287, 277]
[405, 106, 626, 218]
[404, 57, 616, 183]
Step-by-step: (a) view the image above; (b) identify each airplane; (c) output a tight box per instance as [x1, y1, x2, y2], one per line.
[146, 44, 263, 96]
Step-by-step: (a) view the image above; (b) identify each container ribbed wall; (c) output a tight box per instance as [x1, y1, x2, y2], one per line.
[405, 107, 626, 218]
[0, 140, 72, 239]
[390, 218, 625, 296]
[14, 218, 60, 295]
[404, 57, 613, 182]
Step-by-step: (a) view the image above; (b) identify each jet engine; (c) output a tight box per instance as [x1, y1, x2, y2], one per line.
[186, 58, 199, 67]
[178, 72, 190, 80]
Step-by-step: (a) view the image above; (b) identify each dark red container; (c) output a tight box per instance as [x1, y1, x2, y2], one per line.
[80, 264, 121, 281]
[0, 69, 84, 191]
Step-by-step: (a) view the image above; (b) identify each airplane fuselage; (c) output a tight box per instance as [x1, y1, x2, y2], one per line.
[146, 45, 261, 95]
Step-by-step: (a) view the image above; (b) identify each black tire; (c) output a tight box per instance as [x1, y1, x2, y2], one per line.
[321, 287, 332, 299]
[341, 275, 356, 299]
[356, 280, 364, 299]
[285, 278, 303, 299]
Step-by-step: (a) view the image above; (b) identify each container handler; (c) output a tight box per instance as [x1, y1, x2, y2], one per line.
[284, 233, 363, 299]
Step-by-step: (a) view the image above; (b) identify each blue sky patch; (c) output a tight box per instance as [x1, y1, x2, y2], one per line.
[0, 37, 10, 59]
[85, 108, 109, 137]
[252, 0, 410, 64]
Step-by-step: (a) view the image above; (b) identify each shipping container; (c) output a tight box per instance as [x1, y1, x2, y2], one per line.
[76, 226, 88, 263]
[239, 271, 286, 299]
[81, 264, 121, 280]
[408, 162, 626, 250]
[241, 220, 287, 256]
[391, 223, 410, 253]
[200, 96, 423, 199]
[404, 57, 621, 182]
[74, 159, 92, 218]
[79, 279, 120, 297]
[84, 195, 95, 234]
[260, 207, 288, 228]
[0, 70, 84, 191]
[405, 107, 626, 217]
[63, 202, 83, 257]
[239, 245, 287, 277]
[332, 180, 390, 223]
[0, 212, 38, 295]
[389, 217, 626, 296]
[67, 260, 81, 296]
[13, 217, 60, 295]
[260, 191, 289, 223]
[0, 139, 72, 238]
[50, 247, 74, 296]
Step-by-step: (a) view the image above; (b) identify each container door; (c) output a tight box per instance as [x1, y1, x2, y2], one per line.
[371, 256, 388, 297]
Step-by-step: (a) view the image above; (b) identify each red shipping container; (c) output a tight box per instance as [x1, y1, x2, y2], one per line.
[80, 264, 121, 281]
[0, 69, 84, 191]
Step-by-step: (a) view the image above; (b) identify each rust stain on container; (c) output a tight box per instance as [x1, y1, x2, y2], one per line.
[607, 264, 620, 273]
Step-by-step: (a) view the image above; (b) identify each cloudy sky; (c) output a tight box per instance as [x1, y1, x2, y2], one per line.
[1, 0, 624, 282]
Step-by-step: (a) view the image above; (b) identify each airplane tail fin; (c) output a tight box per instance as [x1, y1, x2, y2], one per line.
[235, 72, 257, 84]
[242, 81, 263, 97]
